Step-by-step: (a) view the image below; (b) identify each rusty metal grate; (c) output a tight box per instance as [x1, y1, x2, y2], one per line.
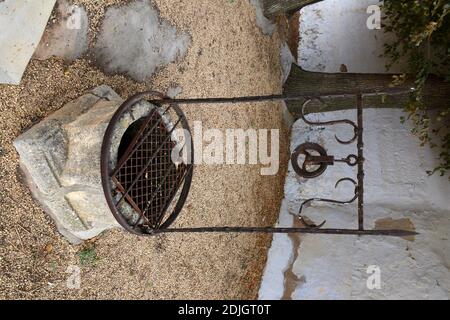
[113, 112, 187, 228]
[101, 92, 194, 235]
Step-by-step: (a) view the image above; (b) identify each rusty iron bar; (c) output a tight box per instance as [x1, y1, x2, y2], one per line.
[150, 227, 418, 237]
[111, 102, 190, 229]
[112, 176, 144, 217]
[111, 108, 158, 176]
[148, 87, 414, 106]
[356, 93, 364, 230]
[101, 91, 194, 236]
[135, 163, 180, 227]
[131, 164, 193, 229]
[112, 110, 181, 228]
[290, 93, 367, 233]
[300, 98, 359, 144]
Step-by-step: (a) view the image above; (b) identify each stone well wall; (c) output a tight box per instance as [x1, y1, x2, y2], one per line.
[14, 85, 124, 244]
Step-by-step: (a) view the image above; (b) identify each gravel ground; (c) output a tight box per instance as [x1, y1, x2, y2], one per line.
[0, 0, 289, 299]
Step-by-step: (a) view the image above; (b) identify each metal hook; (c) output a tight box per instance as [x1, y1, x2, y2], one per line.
[298, 177, 359, 218]
[298, 216, 327, 229]
[301, 99, 359, 145]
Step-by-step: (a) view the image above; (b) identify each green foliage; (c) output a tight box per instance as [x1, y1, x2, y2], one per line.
[77, 244, 98, 266]
[383, 0, 450, 177]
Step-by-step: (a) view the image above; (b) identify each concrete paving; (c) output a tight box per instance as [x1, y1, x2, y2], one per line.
[34, 0, 88, 62]
[0, 0, 56, 84]
[94, 0, 190, 81]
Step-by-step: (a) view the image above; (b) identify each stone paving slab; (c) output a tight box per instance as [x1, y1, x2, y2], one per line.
[0, 0, 56, 84]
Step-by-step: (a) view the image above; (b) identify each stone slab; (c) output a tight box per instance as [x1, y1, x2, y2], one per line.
[0, 0, 57, 84]
[14, 85, 123, 244]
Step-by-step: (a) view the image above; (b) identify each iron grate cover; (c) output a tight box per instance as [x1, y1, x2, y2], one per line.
[113, 112, 187, 228]
[101, 92, 194, 235]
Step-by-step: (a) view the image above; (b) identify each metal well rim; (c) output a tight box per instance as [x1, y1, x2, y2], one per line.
[100, 91, 194, 235]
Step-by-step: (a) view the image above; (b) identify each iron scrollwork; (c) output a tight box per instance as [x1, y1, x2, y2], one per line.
[292, 95, 365, 231]
[102, 89, 418, 238]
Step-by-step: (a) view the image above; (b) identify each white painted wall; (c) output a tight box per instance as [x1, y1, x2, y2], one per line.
[299, 0, 405, 73]
[260, 0, 449, 299]
[259, 108, 450, 300]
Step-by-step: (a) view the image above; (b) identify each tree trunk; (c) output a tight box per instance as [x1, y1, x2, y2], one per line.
[284, 64, 450, 119]
[262, 0, 323, 19]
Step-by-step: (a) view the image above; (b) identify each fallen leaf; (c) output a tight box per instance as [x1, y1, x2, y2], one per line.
[44, 243, 53, 253]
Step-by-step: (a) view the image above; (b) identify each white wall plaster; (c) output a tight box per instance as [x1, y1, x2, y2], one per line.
[299, 0, 406, 73]
[250, 0, 276, 36]
[260, 108, 450, 299]
[261, 0, 449, 300]
[280, 42, 294, 84]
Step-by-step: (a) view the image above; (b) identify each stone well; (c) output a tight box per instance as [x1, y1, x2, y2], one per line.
[14, 85, 166, 244]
